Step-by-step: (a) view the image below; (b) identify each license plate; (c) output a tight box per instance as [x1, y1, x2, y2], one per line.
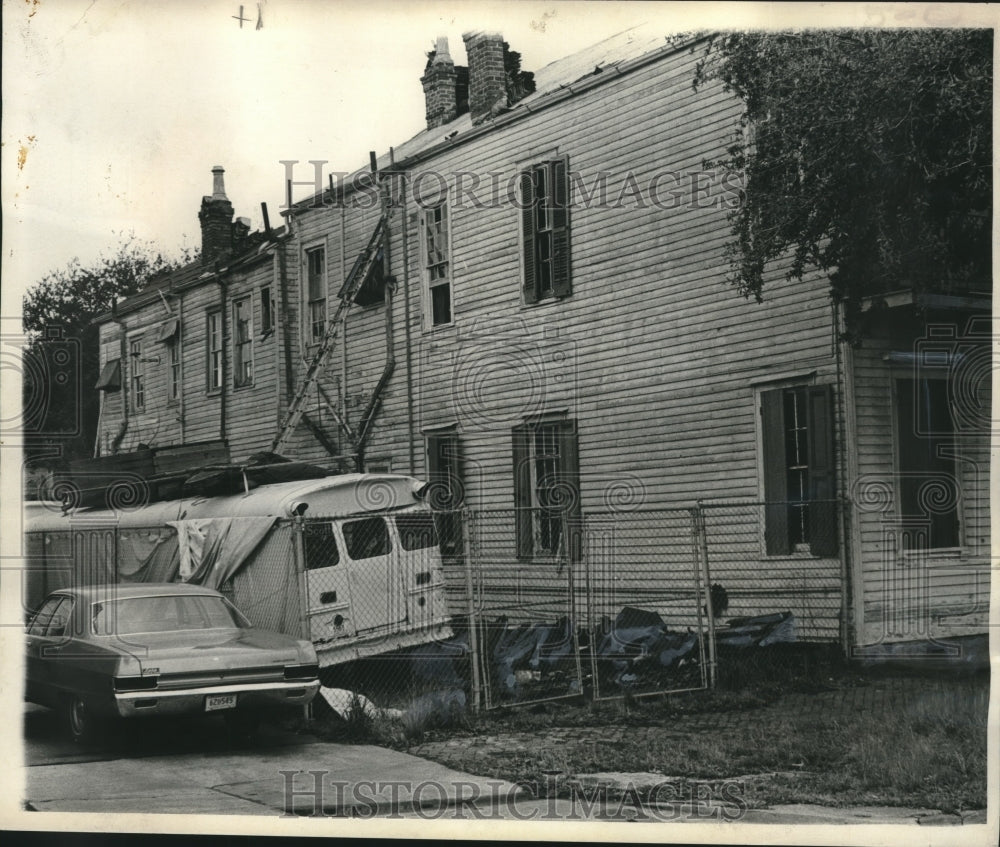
[205, 693, 237, 712]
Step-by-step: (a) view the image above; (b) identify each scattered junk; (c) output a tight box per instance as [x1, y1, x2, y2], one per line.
[24, 467, 453, 669]
[481, 605, 799, 702]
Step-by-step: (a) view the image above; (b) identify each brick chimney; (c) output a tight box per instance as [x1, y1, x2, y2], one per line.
[199, 166, 234, 266]
[463, 31, 507, 124]
[421, 36, 459, 129]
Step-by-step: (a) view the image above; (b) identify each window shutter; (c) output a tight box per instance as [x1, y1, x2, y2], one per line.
[520, 171, 538, 305]
[807, 384, 838, 556]
[512, 425, 533, 558]
[551, 157, 572, 298]
[761, 389, 790, 555]
[557, 420, 582, 563]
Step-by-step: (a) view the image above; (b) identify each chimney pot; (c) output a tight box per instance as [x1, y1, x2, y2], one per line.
[211, 166, 228, 200]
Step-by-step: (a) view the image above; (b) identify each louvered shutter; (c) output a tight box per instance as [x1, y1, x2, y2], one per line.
[761, 389, 790, 556]
[807, 385, 838, 556]
[551, 157, 572, 298]
[558, 420, 582, 563]
[512, 425, 533, 558]
[520, 171, 538, 305]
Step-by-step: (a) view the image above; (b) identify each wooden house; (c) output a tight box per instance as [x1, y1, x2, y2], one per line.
[93, 27, 991, 651]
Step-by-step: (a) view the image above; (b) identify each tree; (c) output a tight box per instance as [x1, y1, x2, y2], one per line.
[693, 29, 992, 338]
[21, 234, 197, 465]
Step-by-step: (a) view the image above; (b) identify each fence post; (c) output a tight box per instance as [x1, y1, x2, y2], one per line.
[291, 517, 310, 643]
[462, 508, 482, 713]
[694, 504, 717, 688]
[564, 515, 584, 700]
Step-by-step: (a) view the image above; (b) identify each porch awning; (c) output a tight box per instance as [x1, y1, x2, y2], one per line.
[95, 358, 121, 392]
[156, 317, 180, 342]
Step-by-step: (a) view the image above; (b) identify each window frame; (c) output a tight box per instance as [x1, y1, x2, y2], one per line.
[260, 285, 275, 336]
[512, 416, 581, 562]
[425, 431, 464, 557]
[519, 155, 571, 305]
[305, 244, 327, 343]
[129, 336, 145, 413]
[891, 374, 961, 551]
[419, 199, 453, 328]
[232, 294, 254, 388]
[166, 333, 181, 403]
[206, 309, 223, 393]
[756, 381, 838, 557]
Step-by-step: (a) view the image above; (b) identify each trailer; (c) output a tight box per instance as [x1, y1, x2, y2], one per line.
[22, 474, 453, 666]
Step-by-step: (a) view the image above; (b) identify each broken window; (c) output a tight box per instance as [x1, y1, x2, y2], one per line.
[206, 310, 222, 391]
[261, 285, 275, 335]
[512, 418, 581, 560]
[760, 385, 837, 556]
[232, 296, 253, 387]
[422, 202, 452, 326]
[426, 432, 464, 556]
[520, 157, 571, 304]
[894, 377, 959, 549]
[129, 338, 145, 412]
[306, 246, 326, 342]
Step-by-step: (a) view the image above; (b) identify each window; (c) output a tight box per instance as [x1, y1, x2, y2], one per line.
[206, 311, 222, 391]
[129, 338, 145, 412]
[261, 285, 275, 334]
[28, 595, 65, 636]
[895, 378, 959, 549]
[342, 517, 390, 560]
[232, 296, 253, 387]
[167, 337, 181, 401]
[303, 521, 340, 569]
[306, 246, 326, 342]
[760, 385, 837, 556]
[426, 433, 464, 556]
[520, 157, 571, 304]
[352, 248, 386, 308]
[421, 202, 452, 326]
[512, 418, 581, 560]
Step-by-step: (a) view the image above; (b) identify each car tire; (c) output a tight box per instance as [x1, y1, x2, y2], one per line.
[224, 710, 261, 744]
[65, 696, 103, 745]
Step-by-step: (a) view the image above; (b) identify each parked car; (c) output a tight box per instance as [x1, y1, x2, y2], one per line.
[25, 583, 320, 743]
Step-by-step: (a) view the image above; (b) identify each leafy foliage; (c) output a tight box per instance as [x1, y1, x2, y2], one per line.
[22, 234, 197, 462]
[693, 29, 992, 338]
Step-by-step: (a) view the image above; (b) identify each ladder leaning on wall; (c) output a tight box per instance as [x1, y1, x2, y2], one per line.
[270, 213, 387, 455]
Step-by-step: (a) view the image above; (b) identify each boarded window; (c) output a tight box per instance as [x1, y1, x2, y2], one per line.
[895, 378, 959, 549]
[520, 157, 571, 304]
[512, 418, 581, 561]
[761, 385, 837, 556]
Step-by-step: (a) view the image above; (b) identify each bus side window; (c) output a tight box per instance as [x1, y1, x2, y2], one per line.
[342, 517, 390, 560]
[303, 522, 340, 570]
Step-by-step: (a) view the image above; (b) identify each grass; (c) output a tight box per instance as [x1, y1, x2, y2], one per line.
[307, 646, 989, 813]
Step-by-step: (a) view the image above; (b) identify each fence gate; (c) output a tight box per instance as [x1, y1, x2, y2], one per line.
[585, 509, 712, 701]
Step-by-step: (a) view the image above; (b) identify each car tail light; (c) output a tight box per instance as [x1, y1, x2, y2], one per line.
[284, 664, 319, 681]
[113, 676, 159, 692]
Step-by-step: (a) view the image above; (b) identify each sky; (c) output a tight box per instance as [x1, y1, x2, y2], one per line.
[1, 0, 989, 317]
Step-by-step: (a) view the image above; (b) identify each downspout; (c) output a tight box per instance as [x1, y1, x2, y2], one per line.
[110, 301, 129, 454]
[401, 173, 416, 475]
[178, 290, 186, 443]
[217, 271, 228, 445]
[833, 300, 853, 656]
[340, 200, 349, 454]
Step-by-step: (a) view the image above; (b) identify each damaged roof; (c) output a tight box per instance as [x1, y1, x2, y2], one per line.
[290, 25, 695, 211]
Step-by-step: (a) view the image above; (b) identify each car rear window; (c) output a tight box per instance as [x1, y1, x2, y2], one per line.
[92, 594, 249, 636]
[394, 513, 440, 551]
